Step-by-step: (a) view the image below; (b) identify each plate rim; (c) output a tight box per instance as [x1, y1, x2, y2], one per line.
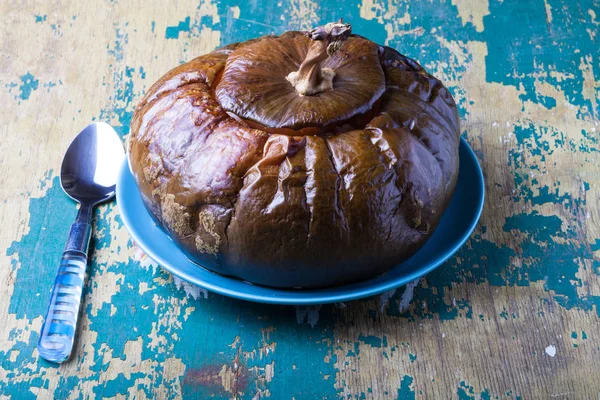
[117, 137, 485, 305]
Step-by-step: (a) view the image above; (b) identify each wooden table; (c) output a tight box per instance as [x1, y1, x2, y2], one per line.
[1, 0, 599, 398]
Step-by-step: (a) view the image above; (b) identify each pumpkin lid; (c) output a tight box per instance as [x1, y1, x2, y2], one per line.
[215, 21, 386, 133]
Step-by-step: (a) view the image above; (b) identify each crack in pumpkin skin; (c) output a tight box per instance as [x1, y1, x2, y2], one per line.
[128, 29, 461, 288]
[323, 138, 350, 237]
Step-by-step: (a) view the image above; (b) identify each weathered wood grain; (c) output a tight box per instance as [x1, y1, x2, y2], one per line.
[1, 0, 599, 399]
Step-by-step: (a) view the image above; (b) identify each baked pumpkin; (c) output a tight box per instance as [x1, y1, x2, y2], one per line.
[128, 21, 460, 288]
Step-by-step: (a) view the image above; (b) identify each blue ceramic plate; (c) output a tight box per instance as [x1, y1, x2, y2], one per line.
[117, 138, 484, 305]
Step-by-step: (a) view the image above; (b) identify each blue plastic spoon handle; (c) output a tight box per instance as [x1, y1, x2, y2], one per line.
[38, 206, 92, 363]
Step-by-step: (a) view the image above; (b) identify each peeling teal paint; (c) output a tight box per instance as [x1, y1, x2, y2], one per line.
[165, 17, 191, 39]
[18, 73, 39, 100]
[358, 334, 382, 348]
[457, 382, 502, 400]
[397, 375, 415, 400]
[100, 26, 140, 137]
[457, 381, 475, 400]
[107, 25, 128, 63]
[482, 0, 599, 116]
[42, 81, 61, 92]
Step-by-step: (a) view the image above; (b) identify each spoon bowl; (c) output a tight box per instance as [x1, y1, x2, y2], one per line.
[60, 122, 124, 204]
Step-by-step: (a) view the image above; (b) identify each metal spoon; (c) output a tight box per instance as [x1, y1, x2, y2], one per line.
[38, 122, 125, 363]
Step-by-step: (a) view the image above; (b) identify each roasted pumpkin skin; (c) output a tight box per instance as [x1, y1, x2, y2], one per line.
[128, 28, 460, 288]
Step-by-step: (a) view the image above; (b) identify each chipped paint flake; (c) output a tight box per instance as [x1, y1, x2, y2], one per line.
[296, 305, 321, 327]
[173, 276, 208, 300]
[399, 279, 419, 312]
[230, 6, 241, 19]
[451, 0, 490, 32]
[544, 0, 553, 23]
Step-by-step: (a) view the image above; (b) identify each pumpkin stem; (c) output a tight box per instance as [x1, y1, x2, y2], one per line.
[286, 20, 352, 96]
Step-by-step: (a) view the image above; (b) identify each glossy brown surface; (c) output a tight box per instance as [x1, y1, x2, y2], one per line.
[128, 31, 460, 288]
[217, 32, 384, 129]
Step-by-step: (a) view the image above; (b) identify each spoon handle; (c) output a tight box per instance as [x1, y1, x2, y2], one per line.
[38, 206, 92, 363]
